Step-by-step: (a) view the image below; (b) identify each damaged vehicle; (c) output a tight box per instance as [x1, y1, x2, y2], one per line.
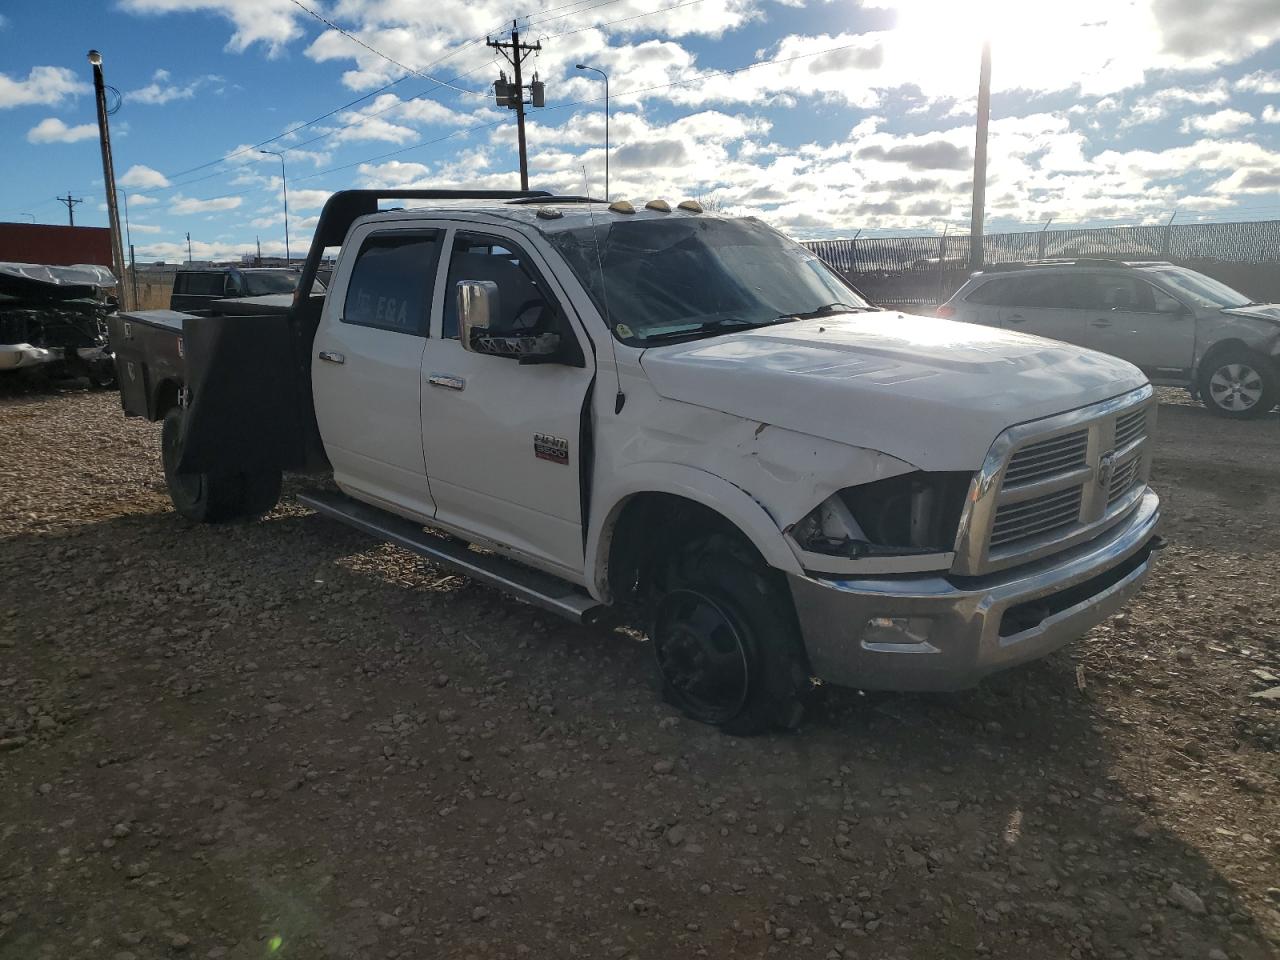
[0, 262, 117, 385]
[109, 190, 1162, 734]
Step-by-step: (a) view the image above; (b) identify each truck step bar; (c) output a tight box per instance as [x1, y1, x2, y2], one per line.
[298, 490, 607, 625]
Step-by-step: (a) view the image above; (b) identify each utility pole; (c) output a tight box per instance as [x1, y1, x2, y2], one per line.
[88, 50, 129, 310]
[186, 232, 193, 264]
[488, 21, 544, 190]
[57, 193, 83, 226]
[968, 40, 992, 271]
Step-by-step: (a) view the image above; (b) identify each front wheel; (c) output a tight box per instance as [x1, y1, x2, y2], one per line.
[652, 533, 810, 735]
[1198, 349, 1277, 419]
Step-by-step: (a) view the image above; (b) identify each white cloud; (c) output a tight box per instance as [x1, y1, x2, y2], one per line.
[1179, 109, 1254, 135]
[0, 66, 89, 109]
[127, 223, 165, 234]
[128, 69, 219, 105]
[127, 194, 159, 206]
[119, 0, 302, 54]
[1263, 105, 1280, 124]
[26, 117, 97, 144]
[285, 189, 332, 210]
[1238, 71, 1280, 95]
[119, 164, 171, 189]
[171, 194, 243, 214]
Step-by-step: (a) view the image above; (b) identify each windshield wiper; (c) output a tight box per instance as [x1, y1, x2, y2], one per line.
[639, 317, 784, 343]
[784, 301, 874, 320]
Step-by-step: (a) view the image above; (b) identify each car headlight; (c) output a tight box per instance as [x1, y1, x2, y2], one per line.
[790, 471, 973, 558]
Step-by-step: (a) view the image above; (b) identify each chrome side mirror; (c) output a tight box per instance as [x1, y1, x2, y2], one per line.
[457, 280, 499, 351]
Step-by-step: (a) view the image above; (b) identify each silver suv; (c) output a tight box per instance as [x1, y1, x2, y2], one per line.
[939, 259, 1280, 419]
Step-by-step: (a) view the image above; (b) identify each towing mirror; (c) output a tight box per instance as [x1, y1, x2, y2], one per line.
[457, 280, 499, 352]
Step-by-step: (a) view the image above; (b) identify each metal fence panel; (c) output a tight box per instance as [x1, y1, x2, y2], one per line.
[803, 219, 1280, 307]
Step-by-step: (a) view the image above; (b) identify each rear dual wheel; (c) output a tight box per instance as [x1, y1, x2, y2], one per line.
[161, 408, 281, 522]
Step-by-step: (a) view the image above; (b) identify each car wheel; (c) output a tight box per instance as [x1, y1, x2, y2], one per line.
[652, 533, 810, 735]
[1197, 349, 1277, 419]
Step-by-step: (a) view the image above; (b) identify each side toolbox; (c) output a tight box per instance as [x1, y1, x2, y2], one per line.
[108, 310, 187, 419]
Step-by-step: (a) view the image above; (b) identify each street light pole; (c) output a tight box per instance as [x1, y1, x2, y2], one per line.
[576, 64, 609, 201]
[968, 40, 992, 271]
[258, 149, 290, 263]
[88, 49, 129, 310]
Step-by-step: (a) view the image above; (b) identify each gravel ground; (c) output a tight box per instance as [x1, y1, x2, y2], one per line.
[1, 385, 1277, 960]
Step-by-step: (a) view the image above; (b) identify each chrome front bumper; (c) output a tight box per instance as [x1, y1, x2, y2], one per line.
[789, 490, 1161, 692]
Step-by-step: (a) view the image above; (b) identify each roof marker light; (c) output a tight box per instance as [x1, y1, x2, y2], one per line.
[677, 200, 703, 213]
[608, 200, 636, 214]
[645, 199, 671, 212]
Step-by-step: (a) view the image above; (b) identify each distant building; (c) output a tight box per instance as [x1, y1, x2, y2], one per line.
[0, 222, 113, 267]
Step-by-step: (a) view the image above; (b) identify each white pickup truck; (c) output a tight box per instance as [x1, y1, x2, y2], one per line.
[109, 189, 1163, 734]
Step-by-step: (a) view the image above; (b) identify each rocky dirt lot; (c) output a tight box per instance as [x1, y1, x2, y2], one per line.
[1, 387, 1277, 960]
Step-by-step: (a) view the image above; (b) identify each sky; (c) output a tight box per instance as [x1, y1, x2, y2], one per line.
[1, 0, 1278, 262]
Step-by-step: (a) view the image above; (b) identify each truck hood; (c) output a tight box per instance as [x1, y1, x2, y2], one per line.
[638, 312, 1149, 471]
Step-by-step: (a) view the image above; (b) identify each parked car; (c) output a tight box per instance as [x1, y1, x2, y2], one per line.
[169, 267, 323, 313]
[938, 259, 1280, 418]
[109, 190, 1162, 734]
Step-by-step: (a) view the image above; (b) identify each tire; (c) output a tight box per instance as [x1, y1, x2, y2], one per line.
[1197, 348, 1277, 419]
[240, 468, 283, 518]
[160, 408, 252, 523]
[652, 533, 810, 735]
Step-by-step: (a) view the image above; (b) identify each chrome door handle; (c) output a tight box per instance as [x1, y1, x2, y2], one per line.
[427, 374, 465, 391]
[318, 351, 345, 364]
[1090, 319, 1112, 328]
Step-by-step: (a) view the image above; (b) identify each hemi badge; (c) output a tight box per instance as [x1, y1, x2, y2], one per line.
[534, 433, 569, 465]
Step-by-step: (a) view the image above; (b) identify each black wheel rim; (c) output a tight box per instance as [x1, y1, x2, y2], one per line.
[653, 589, 749, 724]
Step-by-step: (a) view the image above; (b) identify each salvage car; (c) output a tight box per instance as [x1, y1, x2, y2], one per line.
[108, 190, 1163, 734]
[938, 259, 1280, 419]
[0, 261, 116, 385]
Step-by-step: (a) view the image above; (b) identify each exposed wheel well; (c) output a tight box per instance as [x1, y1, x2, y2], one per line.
[151, 379, 181, 420]
[605, 493, 769, 605]
[1196, 339, 1268, 379]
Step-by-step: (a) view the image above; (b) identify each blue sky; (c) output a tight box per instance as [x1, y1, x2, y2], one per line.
[1, 0, 1278, 261]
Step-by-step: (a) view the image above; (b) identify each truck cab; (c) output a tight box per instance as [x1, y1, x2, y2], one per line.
[109, 190, 1162, 734]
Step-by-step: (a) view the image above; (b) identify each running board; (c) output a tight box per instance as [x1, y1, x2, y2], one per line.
[298, 490, 607, 625]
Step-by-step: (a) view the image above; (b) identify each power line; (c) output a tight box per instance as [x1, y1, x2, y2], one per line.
[541, 0, 707, 39]
[289, 0, 489, 98]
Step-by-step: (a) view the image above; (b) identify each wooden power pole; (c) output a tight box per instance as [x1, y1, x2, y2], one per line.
[487, 22, 544, 190]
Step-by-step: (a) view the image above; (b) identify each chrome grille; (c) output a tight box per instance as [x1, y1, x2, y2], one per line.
[991, 487, 1083, 546]
[1108, 456, 1141, 504]
[1115, 408, 1147, 449]
[953, 386, 1156, 576]
[1003, 429, 1088, 486]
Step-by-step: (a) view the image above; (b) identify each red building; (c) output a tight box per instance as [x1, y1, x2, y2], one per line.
[0, 222, 113, 267]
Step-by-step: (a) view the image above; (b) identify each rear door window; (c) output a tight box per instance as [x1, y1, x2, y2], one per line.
[342, 232, 442, 336]
[966, 278, 1014, 305]
[1078, 275, 1157, 312]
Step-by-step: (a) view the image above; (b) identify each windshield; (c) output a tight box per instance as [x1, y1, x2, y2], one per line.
[242, 271, 318, 296]
[547, 216, 872, 344]
[1147, 267, 1252, 309]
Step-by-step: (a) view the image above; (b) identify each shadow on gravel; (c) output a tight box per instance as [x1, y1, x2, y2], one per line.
[1, 494, 1273, 959]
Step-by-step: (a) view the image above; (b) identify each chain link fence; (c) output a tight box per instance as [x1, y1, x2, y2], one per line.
[803, 220, 1280, 308]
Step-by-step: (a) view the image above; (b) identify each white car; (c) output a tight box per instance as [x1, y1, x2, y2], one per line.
[939, 259, 1280, 419]
[110, 192, 1162, 734]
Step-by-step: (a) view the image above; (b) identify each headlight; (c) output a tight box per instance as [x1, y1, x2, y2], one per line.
[790, 471, 972, 558]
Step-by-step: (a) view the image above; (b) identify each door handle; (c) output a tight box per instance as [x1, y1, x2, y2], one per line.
[427, 374, 466, 391]
[1090, 319, 1112, 328]
[1007, 314, 1025, 323]
[318, 351, 345, 364]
